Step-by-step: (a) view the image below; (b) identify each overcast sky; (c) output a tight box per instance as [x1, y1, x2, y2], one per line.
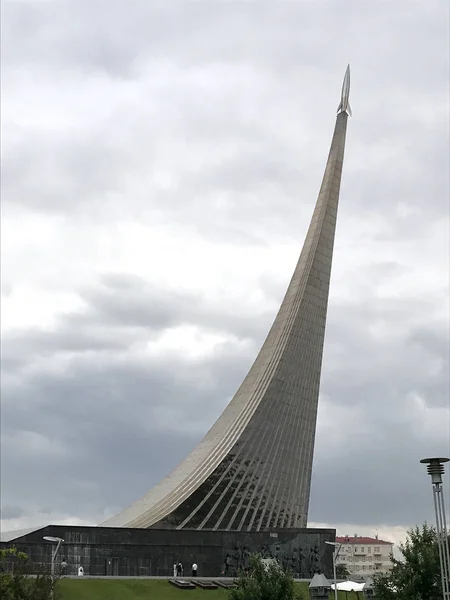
[1, 0, 449, 549]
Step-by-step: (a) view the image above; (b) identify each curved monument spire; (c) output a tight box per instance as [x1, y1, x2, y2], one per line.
[102, 67, 351, 531]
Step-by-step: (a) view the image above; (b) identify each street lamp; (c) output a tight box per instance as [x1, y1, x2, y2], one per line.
[43, 536, 64, 597]
[420, 457, 450, 600]
[325, 541, 342, 600]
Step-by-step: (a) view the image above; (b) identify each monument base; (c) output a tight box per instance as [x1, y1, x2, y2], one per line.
[2, 524, 335, 578]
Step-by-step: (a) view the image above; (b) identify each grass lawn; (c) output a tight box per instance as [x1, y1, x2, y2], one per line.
[58, 579, 360, 600]
[59, 578, 231, 600]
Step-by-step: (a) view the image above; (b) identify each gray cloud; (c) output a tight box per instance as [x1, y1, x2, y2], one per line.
[2, 264, 448, 526]
[3, 1, 448, 233]
[1, 0, 449, 538]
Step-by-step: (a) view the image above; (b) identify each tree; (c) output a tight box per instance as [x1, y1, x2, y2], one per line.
[0, 547, 59, 600]
[229, 554, 304, 600]
[373, 523, 443, 600]
[336, 563, 350, 579]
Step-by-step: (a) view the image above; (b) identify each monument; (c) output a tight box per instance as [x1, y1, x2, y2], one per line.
[1, 67, 351, 579]
[101, 66, 351, 532]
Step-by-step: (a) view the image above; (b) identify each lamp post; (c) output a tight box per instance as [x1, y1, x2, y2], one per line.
[420, 457, 450, 600]
[325, 541, 342, 600]
[43, 536, 64, 598]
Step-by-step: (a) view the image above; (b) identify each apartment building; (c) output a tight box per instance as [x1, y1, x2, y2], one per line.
[335, 536, 393, 578]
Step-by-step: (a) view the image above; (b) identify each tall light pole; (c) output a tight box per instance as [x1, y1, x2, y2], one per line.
[43, 536, 64, 598]
[326, 541, 342, 600]
[420, 457, 450, 600]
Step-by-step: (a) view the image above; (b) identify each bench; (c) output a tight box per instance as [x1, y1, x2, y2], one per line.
[214, 579, 237, 589]
[193, 580, 218, 589]
[169, 579, 196, 589]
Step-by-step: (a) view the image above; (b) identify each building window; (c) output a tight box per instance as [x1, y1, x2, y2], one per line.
[368, 547, 371, 552]
[361, 547, 364, 552]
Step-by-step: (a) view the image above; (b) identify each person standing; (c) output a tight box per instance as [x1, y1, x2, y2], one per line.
[78, 565, 84, 577]
[192, 562, 198, 577]
[173, 562, 177, 577]
[60, 559, 67, 576]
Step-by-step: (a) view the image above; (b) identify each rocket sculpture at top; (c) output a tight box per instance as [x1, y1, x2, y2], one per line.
[337, 64, 352, 116]
[102, 66, 351, 532]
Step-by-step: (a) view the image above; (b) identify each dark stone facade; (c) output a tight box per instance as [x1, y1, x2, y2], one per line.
[2, 525, 335, 578]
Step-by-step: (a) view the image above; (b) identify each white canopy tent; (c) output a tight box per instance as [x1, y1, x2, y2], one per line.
[331, 581, 365, 592]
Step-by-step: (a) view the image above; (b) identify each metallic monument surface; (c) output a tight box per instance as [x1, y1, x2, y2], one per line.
[102, 67, 351, 531]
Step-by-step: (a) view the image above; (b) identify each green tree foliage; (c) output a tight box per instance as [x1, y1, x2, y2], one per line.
[373, 524, 443, 600]
[336, 563, 350, 579]
[229, 554, 304, 600]
[0, 547, 59, 600]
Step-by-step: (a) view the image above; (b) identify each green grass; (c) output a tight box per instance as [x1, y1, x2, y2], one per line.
[59, 579, 360, 600]
[58, 578, 231, 600]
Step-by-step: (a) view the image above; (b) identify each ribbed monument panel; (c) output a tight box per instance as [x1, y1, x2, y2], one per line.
[102, 70, 351, 532]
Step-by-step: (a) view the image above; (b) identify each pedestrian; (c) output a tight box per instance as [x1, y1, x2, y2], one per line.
[78, 565, 84, 577]
[173, 562, 177, 577]
[177, 562, 183, 577]
[61, 559, 67, 575]
[192, 562, 198, 577]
